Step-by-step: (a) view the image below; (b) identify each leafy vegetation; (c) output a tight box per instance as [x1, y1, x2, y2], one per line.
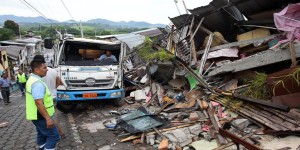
[242, 72, 271, 100]
[136, 37, 174, 61]
[18, 23, 148, 39]
[0, 28, 15, 41]
[4, 20, 19, 35]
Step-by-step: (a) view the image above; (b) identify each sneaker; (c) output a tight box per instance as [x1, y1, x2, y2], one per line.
[5, 103, 8, 105]
[7, 101, 11, 103]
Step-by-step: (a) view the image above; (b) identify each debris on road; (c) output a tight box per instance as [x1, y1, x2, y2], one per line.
[103, 1, 300, 150]
[0, 121, 8, 128]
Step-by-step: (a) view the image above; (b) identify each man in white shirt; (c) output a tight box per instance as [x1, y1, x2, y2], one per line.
[13, 64, 19, 75]
[43, 67, 60, 98]
[42, 66, 65, 138]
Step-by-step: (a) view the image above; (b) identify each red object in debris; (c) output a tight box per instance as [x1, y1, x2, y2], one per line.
[272, 92, 300, 108]
[267, 67, 300, 96]
[211, 101, 220, 107]
[202, 125, 210, 132]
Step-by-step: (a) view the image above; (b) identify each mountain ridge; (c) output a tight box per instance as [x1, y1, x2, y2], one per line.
[0, 15, 165, 28]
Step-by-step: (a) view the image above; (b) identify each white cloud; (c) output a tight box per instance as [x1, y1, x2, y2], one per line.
[0, 0, 211, 24]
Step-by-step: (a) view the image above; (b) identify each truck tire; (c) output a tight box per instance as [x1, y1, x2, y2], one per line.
[113, 98, 125, 107]
[56, 102, 76, 113]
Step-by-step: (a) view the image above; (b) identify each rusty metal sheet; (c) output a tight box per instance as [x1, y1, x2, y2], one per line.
[272, 92, 300, 108]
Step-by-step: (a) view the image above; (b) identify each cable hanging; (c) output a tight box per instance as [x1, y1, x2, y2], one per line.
[21, 0, 60, 27]
[60, 0, 81, 30]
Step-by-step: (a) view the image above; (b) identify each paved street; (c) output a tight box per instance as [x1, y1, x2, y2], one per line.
[0, 91, 138, 150]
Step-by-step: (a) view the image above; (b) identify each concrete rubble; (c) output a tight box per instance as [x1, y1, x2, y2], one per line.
[103, 1, 300, 150]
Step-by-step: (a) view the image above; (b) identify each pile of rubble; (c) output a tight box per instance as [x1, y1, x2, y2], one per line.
[105, 2, 300, 150]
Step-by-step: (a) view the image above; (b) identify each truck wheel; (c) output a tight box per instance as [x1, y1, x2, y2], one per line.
[113, 98, 125, 107]
[56, 102, 76, 113]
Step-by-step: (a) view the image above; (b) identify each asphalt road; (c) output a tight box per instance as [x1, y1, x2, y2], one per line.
[0, 91, 140, 150]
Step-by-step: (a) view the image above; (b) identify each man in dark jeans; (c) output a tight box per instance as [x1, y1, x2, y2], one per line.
[0, 73, 12, 105]
[26, 55, 60, 150]
[17, 69, 27, 95]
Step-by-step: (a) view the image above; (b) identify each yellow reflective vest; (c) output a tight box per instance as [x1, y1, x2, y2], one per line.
[26, 75, 54, 120]
[17, 73, 27, 83]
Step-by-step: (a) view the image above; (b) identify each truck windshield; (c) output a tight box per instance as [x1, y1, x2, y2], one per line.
[59, 41, 121, 66]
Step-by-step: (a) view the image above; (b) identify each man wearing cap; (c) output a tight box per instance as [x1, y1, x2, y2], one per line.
[0, 73, 12, 105]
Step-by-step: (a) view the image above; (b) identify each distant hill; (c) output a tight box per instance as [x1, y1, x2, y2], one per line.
[0, 15, 59, 24]
[0, 15, 165, 28]
[85, 18, 165, 28]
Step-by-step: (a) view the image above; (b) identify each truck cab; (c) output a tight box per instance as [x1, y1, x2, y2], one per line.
[52, 37, 126, 111]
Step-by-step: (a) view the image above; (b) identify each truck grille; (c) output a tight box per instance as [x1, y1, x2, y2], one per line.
[65, 79, 114, 88]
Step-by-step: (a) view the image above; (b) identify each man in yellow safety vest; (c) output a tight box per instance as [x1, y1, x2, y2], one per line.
[17, 69, 27, 95]
[26, 55, 60, 150]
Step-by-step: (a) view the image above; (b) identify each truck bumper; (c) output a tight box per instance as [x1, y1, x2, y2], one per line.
[56, 89, 124, 101]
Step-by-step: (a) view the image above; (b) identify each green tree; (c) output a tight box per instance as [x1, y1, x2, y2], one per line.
[3, 20, 19, 35]
[101, 30, 111, 35]
[0, 28, 15, 40]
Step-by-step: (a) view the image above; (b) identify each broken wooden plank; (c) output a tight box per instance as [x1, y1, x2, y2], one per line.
[190, 17, 205, 42]
[199, 33, 214, 76]
[245, 107, 293, 130]
[233, 93, 290, 112]
[214, 129, 259, 150]
[289, 40, 298, 67]
[219, 128, 262, 150]
[239, 108, 284, 131]
[208, 107, 227, 145]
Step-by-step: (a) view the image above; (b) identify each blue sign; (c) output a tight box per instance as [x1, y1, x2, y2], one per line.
[79, 67, 101, 71]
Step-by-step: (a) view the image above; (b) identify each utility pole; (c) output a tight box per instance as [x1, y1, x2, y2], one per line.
[80, 20, 83, 38]
[182, 0, 189, 14]
[19, 25, 21, 39]
[174, 0, 181, 15]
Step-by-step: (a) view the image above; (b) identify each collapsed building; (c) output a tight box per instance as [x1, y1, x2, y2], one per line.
[100, 1, 300, 149]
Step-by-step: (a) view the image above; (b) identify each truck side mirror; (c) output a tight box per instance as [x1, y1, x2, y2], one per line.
[44, 38, 54, 49]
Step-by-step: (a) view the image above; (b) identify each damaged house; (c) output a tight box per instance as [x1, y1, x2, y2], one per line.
[103, 1, 300, 150]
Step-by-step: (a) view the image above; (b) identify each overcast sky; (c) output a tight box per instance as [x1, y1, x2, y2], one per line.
[0, 0, 211, 24]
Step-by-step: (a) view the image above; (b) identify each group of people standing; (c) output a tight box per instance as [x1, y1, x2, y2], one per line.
[0, 65, 29, 105]
[1, 55, 63, 149]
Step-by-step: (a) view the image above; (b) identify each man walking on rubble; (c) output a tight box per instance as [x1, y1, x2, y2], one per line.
[26, 55, 60, 150]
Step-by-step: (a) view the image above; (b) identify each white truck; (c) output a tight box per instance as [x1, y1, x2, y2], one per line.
[45, 35, 125, 112]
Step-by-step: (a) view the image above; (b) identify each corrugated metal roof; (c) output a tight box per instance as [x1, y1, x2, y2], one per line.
[0, 41, 27, 46]
[0, 46, 24, 60]
[188, 0, 244, 42]
[115, 33, 145, 49]
[15, 38, 42, 44]
[133, 28, 162, 37]
[168, 14, 192, 29]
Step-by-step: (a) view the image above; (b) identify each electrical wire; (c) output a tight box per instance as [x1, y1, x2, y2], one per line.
[60, 0, 81, 30]
[21, 0, 59, 27]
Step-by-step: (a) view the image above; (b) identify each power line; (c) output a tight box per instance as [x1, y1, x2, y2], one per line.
[60, 0, 81, 30]
[19, 0, 43, 21]
[21, 0, 59, 27]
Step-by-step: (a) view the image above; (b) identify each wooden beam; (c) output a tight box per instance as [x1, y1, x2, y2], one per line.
[200, 26, 229, 44]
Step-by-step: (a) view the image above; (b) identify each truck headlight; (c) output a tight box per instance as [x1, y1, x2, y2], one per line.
[111, 91, 122, 97]
[57, 94, 70, 99]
